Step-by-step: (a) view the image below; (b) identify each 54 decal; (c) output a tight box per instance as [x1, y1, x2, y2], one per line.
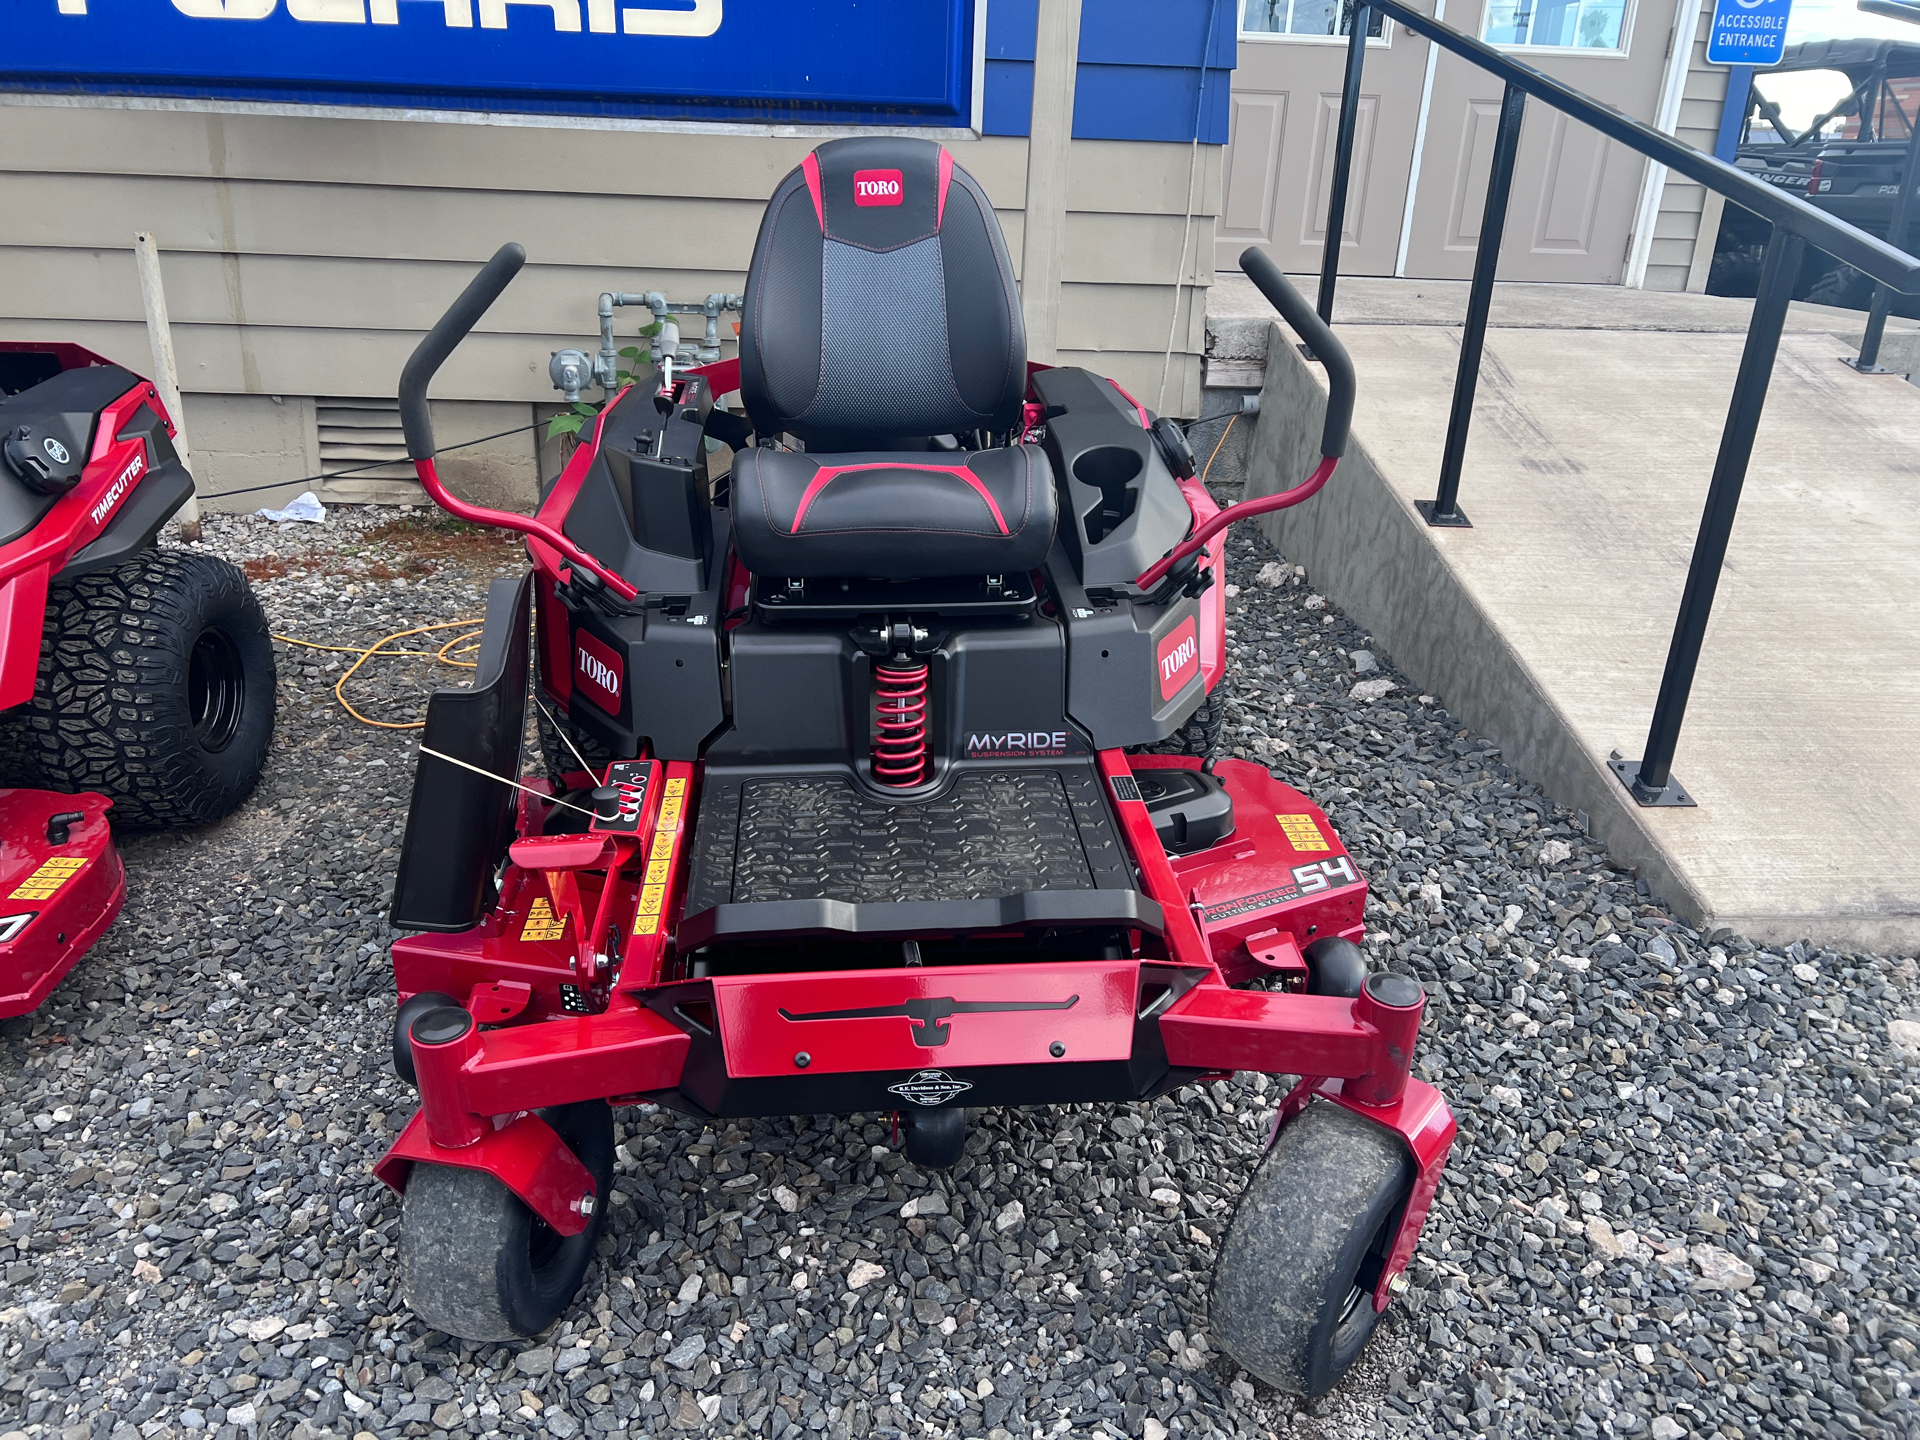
[1290, 856, 1360, 895]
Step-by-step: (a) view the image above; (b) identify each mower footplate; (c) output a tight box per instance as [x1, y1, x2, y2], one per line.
[0, 790, 122, 1017]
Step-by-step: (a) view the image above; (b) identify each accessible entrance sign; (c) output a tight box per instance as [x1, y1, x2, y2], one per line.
[1706, 0, 1794, 66]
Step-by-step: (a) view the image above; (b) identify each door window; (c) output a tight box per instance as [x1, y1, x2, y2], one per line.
[1481, 0, 1628, 51]
[1241, 0, 1387, 41]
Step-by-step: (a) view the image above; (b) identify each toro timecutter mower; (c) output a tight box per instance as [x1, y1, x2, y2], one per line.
[374, 138, 1454, 1395]
[0, 343, 275, 1016]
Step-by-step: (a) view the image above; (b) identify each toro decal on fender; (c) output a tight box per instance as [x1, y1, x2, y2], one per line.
[573, 629, 623, 714]
[1157, 616, 1199, 700]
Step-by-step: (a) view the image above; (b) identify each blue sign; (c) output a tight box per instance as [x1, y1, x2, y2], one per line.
[1706, 0, 1793, 66]
[0, 0, 977, 125]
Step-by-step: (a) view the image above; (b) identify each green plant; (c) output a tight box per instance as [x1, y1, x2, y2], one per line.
[544, 326, 663, 441]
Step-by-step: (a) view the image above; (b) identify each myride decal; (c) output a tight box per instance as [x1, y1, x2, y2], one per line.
[964, 728, 1087, 760]
[7, 0, 976, 123]
[1156, 616, 1199, 701]
[573, 628, 623, 715]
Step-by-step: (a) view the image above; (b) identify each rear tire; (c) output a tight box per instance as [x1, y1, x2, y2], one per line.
[1212, 1100, 1414, 1396]
[1131, 683, 1226, 759]
[535, 696, 611, 786]
[400, 1100, 615, 1341]
[6, 550, 275, 828]
[901, 1107, 967, 1168]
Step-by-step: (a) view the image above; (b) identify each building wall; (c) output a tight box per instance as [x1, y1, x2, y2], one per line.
[0, 97, 1218, 511]
[1644, 6, 1730, 293]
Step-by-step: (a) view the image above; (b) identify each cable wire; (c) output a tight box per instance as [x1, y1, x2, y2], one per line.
[273, 620, 484, 730]
[196, 423, 539, 501]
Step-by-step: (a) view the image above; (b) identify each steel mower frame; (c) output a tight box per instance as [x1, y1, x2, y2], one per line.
[0, 343, 275, 1016]
[374, 137, 1453, 1392]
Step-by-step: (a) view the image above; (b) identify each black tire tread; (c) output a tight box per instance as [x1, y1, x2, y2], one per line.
[7, 550, 275, 828]
[1212, 1100, 1414, 1396]
[535, 697, 612, 785]
[1130, 683, 1226, 759]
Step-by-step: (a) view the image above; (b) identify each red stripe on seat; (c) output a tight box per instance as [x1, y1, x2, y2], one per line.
[801, 152, 825, 229]
[937, 148, 953, 227]
[787, 462, 1010, 536]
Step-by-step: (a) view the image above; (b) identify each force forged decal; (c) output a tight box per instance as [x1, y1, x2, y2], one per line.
[572, 629, 624, 714]
[853, 168, 904, 206]
[1156, 616, 1199, 700]
[1198, 859, 1362, 923]
[887, 1070, 974, 1107]
[89, 451, 145, 527]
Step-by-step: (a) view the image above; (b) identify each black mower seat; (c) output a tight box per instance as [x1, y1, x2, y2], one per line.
[731, 445, 1055, 580]
[734, 135, 1053, 578]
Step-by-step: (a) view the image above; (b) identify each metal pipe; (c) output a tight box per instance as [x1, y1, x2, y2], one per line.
[1626, 226, 1806, 800]
[1851, 105, 1920, 371]
[1317, 4, 1372, 326]
[1424, 82, 1526, 528]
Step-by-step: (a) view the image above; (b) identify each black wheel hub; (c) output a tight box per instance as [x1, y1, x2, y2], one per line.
[187, 626, 246, 752]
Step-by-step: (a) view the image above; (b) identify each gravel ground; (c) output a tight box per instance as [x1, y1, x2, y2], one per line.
[0, 500, 1915, 1440]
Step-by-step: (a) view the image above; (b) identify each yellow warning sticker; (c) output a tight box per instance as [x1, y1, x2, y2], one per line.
[657, 795, 683, 827]
[649, 833, 675, 862]
[1276, 813, 1330, 853]
[663, 777, 686, 799]
[637, 883, 666, 916]
[644, 859, 671, 885]
[633, 914, 659, 936]
[519, 896, 567, 942]
[9, 856, 86, 902]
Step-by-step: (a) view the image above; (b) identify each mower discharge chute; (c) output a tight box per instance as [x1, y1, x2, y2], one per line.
[374, 138, 1454, 1395]
[0, 344, 276, 1016]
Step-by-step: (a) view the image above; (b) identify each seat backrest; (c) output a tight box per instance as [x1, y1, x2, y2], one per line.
[738, 136, 1026, 451]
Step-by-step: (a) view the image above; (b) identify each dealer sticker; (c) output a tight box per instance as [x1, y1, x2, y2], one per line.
[1275, 813, 1330, 852]
[9, 857, 85, 902]
[887, 1070, 974, 1107]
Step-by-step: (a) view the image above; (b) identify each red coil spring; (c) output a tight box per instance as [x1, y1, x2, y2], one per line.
[872, 659, 930, 786]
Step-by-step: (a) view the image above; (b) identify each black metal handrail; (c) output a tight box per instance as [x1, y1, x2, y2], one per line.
[1311, 0, 1920, 808]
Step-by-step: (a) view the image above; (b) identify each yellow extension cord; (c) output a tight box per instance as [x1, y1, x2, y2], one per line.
[272, 619, 484, 730]
[272, 419, 1239, 730]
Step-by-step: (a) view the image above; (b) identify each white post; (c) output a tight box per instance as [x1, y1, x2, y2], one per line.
[1021, 0, 1083, 365]
[132, 232, 202, 542]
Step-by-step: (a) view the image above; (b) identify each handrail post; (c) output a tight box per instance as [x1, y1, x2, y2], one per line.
[1844, 110, 1920, 373]
[1317, 3, 1372, 328]
[1611, 225, 1807, 808]
[1416, 81, 1525, 529]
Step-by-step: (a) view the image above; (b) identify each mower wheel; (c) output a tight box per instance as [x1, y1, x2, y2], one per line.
[535, 700, 610, 787]
[392, 990, 461, 1087]
[901, 1107, 967, 1169]
[400, 1099, 615, 1341]
[1212, 1099, 1413, 1397]
[7, 551, 275, 828]
[1303, 937, 1368, 998]
[1130, 683, 1225, 759]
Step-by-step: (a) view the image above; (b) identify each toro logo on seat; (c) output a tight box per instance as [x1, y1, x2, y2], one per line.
[573, 629, 623, 714]
[1156, 616, 1200, 700]
[853, 169, 904, 206]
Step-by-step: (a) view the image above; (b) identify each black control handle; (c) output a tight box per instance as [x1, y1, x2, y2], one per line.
[399, 242, 527, 461]
[1239, 247, 1355, 459]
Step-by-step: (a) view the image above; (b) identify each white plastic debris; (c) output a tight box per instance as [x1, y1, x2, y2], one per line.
[254, 490, 326, 523]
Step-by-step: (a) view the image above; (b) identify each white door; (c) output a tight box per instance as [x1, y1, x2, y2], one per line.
[1217, 0, 1439, 276]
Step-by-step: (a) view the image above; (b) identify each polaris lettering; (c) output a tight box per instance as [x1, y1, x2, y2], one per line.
[88, 452, 144, 527]
[853, 169, 904, 206]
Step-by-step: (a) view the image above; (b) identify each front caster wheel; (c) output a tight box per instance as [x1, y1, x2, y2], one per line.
[901, 1107, 967, 1168]
[1212, 1099, 1414, 1397]
[399, 1100, 615, 1341]
[392, 990, 460, 1087]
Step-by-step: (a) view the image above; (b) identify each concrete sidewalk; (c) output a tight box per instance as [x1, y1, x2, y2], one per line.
[1228, 276, 1920, 951]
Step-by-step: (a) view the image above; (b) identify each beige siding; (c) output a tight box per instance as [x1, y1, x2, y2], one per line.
[1645, 7, 1730, 293]
[0, 101, 1220, 450]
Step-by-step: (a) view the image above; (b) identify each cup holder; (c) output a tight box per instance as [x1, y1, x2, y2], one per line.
[1073, 445, 1143, 544]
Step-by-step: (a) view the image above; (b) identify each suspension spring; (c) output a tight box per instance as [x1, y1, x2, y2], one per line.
[872, 658, 930, 786]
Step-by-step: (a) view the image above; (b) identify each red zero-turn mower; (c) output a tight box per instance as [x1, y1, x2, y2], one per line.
[0, 343, 276, 1017]
[373, 138, 1455, 1394]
